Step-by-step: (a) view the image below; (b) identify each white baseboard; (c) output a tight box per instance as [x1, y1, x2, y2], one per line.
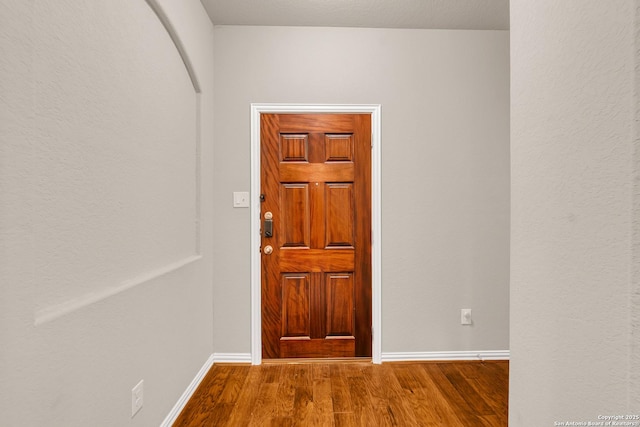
[381, 350, 510, 362]
[212, 352, 252, 363]
[160, 353, 215, 427]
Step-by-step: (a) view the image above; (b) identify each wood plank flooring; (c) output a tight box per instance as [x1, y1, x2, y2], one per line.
[173, 360, 508, 427]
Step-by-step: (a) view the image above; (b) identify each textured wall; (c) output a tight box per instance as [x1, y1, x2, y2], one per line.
[633, 0, 640, 410]
[510, 0, 638, 424]
[212, 26, 510, 355]
[0, 0, 214, 425]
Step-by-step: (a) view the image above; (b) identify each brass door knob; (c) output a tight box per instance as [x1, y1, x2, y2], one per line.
[263, 245, 273, 255]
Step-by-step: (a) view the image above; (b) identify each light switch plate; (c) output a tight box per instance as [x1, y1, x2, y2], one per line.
[233, 192, 250, 208]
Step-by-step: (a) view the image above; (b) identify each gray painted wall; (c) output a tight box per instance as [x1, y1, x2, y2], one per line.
[634, 0, 640, 410]
[0, 0, 215, 425]
[212, 26, 510, 355]
[510, 0, 640, 424]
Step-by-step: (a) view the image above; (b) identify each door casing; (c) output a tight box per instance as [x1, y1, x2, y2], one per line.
[250, 104, 381, 365]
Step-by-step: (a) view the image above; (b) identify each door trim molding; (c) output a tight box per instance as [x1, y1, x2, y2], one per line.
[250, 104, 382, 365]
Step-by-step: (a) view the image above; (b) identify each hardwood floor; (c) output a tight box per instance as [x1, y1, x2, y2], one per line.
[173, 360, 508, 427]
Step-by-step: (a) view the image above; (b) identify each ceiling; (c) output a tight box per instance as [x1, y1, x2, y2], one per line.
[200, 0, 510, 31]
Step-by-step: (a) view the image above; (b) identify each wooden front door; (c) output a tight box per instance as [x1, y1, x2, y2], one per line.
[260, 113, 372, 359]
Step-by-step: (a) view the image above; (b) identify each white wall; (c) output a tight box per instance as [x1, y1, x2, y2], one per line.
[0, 0, 214, 425]
[634, 0, 640, 408]
[510, 0, 639, 424]
[212, 26, 510, 355]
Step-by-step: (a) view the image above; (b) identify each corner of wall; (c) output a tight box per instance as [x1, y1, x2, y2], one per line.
[631, 0, 640, 410]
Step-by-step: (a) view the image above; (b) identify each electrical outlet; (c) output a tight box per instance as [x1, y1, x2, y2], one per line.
[131, 380, 143, 417]
[461, 309, 472, 325]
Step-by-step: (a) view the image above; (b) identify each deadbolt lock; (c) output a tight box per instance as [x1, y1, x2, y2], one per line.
[263, 211, 273, 237]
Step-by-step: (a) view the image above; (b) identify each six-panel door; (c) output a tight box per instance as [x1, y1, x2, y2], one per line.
[261, 113, 372, 359]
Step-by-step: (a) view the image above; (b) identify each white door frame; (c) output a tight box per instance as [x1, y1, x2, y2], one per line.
[250, 104, 382, 365]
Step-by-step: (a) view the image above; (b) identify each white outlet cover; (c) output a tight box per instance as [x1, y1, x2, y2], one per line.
[461, 309, 473, 325]
[132, 380, 144, 417]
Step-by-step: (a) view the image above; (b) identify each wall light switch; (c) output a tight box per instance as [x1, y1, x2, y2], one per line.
[233, 192, 250, 208]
